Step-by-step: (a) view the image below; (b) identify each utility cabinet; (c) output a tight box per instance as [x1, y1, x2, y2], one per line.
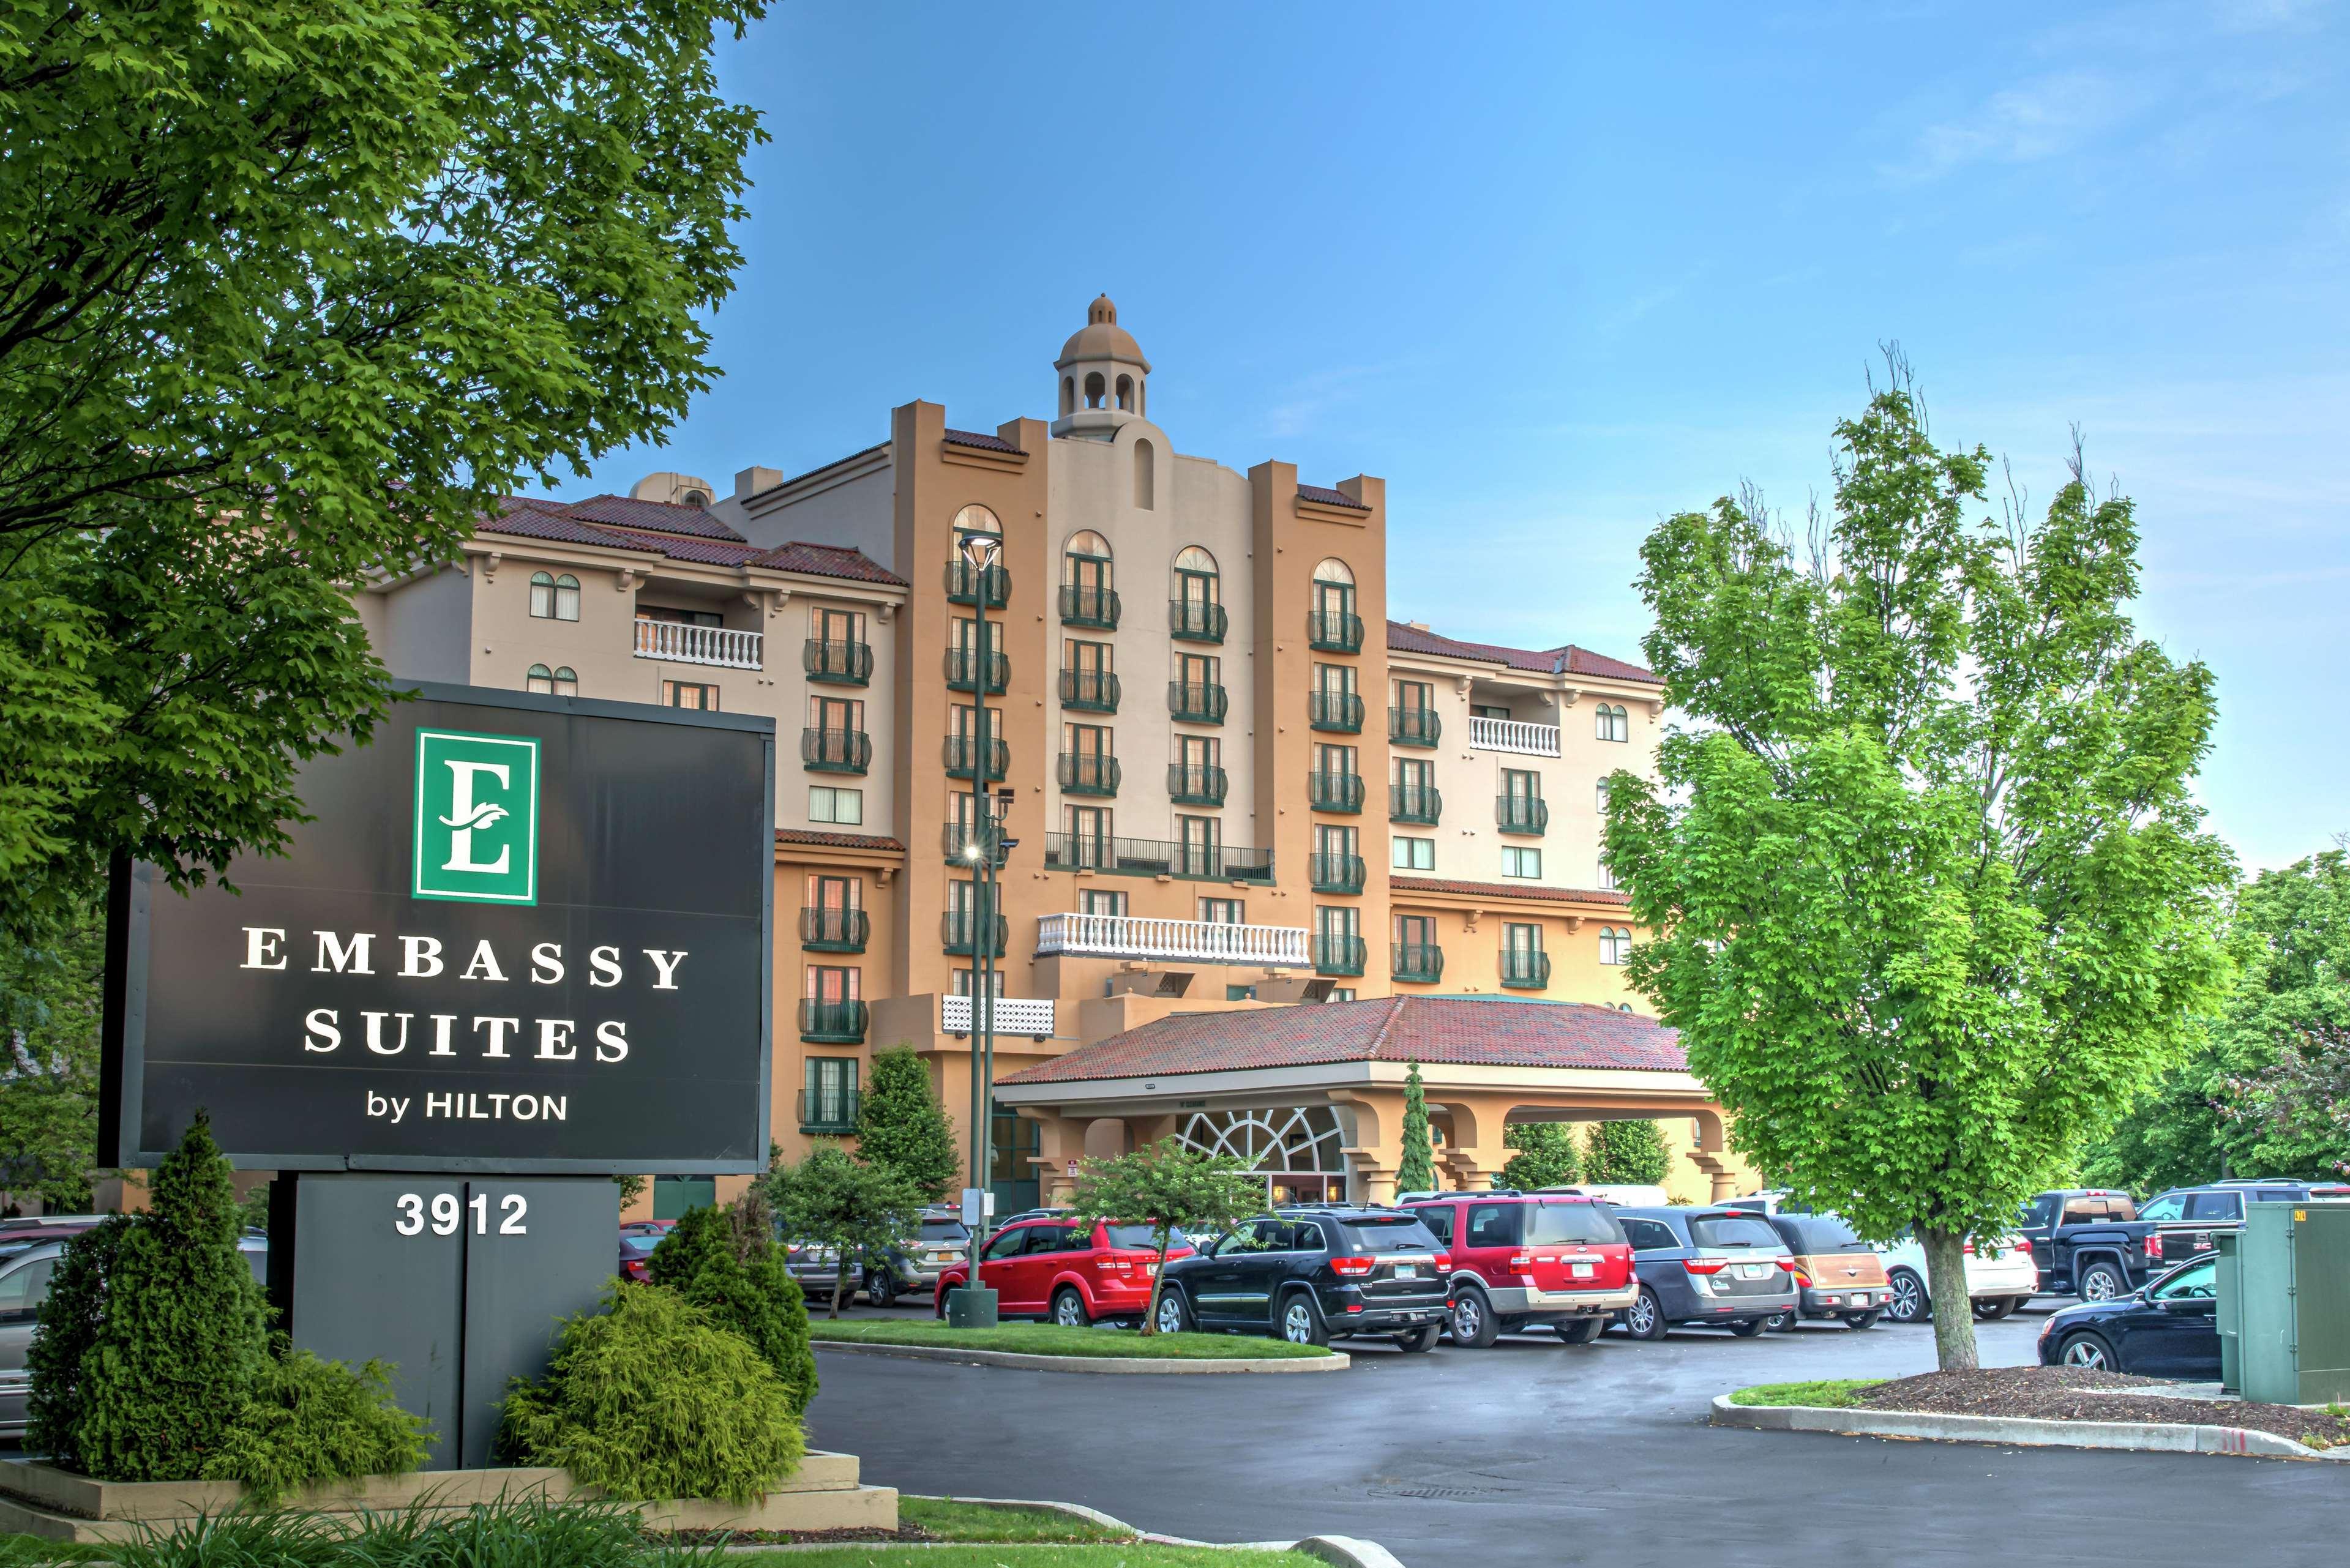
[2220, 1201, 2350, 1406]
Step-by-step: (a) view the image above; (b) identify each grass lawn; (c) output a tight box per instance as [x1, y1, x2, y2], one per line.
[898, 1498, 1131, 1543]
[1728, 1378, 1884, 1408]
[807, 1320, 1333, 1359]
[736, 1550, 1325, 1568]
[0, 1537, 112, 1566]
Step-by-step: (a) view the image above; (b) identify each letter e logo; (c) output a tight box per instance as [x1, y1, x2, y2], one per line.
[413, 729, 539, 903]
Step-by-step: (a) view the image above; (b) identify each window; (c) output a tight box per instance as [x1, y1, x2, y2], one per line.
[1502, 769, 1540, 806]
[1504, 922, 1541, 958]
[529, 572, 580, 621]
[526, 663, 553, 694]
[2138, 1193, 2185, 1222]
[813, 694, 863, 734]
[1201, 898, 1245, 924]
[1597, 703, 1630, 742]
[1310, 558, 1355, 624]
[1415, 1205, 1455, 1244]
[1529, 1203, 1625, 1245]
[1226, 984, 1257, 1001]
[803, 1056, 856, 1127]
[1597, 857, 1617, 890]
[1081, 889, 1128, 917]
[1176, 733, 1219, 772]
[552, 666, 577, 697]
[1620, 1217, 1680, 1253]
[663, 681, 718, 710]
[1396, 679, 1434, 712]
[0, 1254, 57, 1320]
[1117, 375, 1136, 413]
[1395, 914, 1436, 951]
[1319, 824, 1359, 856]
[1315, 905, 1360, 940]
[1596, 778, 1612, 812]
[1392, 836, 1434, 870]
[1473, 703, 1510, 721]
[949, 967, 1005, 998]
[952, 502, 1001, 537]
[1065, 531, 1113, 587]
[809, 786, 863, 824]
[1503, 846, 1541, 879]
[983, 1228, 1030, 1261]
[1066, 804, 1112, 861]
[1174, 546, 1218, 603]
[1599, 925, 1632, 965]
[2185, 1191, 2243, 1222]
[1326, 987, 1356, 1002]
[1178, 814, 1219, 876]
[638, 603, 720, 627]
[2151, 1258, 2218, 1302]
[1464, 1205, 1519, 1248]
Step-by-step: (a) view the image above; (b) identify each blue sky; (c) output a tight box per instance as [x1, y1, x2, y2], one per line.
[567, 1, 2349, 872]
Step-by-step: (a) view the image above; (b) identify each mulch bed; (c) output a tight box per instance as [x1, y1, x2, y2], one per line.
[1857, 1365, 2350, 1448]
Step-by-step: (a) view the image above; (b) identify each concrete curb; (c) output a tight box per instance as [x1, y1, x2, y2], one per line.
[927, 1497, 1408, 1565]
[811, 1339, 1350, 1375]
[1708, 1392, 2350, 1460]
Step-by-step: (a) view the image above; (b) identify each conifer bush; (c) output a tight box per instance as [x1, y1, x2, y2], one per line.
[853, 1045, 959, 1200]
[1584, 1119, 1672, 1185]
[23, 1214, 127, 1470]
[197, 1351, 429, 1505]
[645, 1191, 817, 1416]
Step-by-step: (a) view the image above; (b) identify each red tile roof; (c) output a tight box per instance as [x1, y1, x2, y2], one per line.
[559, 493, 746, 541]
[477, 498, 903, 588]
[1389, 875, 1631, 908]
[749, 541, 907, 585]
[1296, 483, 1370, 510]
[1000, 995, 1683, 1085]
[484, 502, 662, 554]
[775, 828, 906, 853]
[1386, 620, 1660, 686]
[943, 428, 1023, 455]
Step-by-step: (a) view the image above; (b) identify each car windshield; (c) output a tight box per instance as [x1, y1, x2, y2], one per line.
[2152, 1259, 2218, 1301]
[1104, 1223, 1184, 1250]
[1687, 1216, 1783, 1249]
[619, 1234, 662, 1256]
[1526, 1203, 1623, 1245]
[1338, 1215, 1441, 1250]
[1784, 1217, 1871, 1253]
[918, 1221, 969, 1243]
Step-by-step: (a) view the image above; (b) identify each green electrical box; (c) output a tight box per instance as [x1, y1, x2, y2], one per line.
[2229, 1201, 2350, 1406]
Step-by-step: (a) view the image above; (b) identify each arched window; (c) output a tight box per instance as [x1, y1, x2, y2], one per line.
[1061, 376, 1075, 417]
[1132, 438, 1154, 510]
[1309, 558, 1356, 633]
[679, 489, 710, 510]
[1064, 529, 1113, 627]
[1084, 371, 1106, 408]
[1597, 703, 1629, 742]
[1599, 926, 1632, 965]
[529, 571, 555, 619]
[952, 502, 1001, 537]
[1115, 374, 1134, 412]
[553, 666, 578, 698]
[1173, 545, 1218, 640]
[553, 573, 580, 622]
[1595, 777, 1612, 812]
[1312, 558, 1355, 587]
[525, 663, 554, 694]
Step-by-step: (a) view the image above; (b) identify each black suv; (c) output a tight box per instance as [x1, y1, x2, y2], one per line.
[2138, 1180, 2350, 1272]
[1158, 1206, 1451, 1350]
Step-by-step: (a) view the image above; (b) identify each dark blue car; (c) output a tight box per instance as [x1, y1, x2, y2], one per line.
[2036, 1254, 2219, 1376]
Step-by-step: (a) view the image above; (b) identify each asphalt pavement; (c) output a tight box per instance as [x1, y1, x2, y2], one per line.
[807, 1305, 2350, 1568]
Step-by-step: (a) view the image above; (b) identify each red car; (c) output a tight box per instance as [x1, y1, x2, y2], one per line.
[932, 1217, 1197, 1327]
[1401, 1192, 1638, 1346]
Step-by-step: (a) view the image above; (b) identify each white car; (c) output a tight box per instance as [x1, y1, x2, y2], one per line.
[1874, 1229, 2037, 1323]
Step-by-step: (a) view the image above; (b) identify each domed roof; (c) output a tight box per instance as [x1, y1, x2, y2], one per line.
[1055, 294, 1151, 373]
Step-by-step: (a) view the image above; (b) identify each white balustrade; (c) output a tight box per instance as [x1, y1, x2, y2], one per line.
[1035, 912, 1312, 967]
[632, 619, 764, 670]
[940, 995, 1057, 1037]
[1468, 715, 1561, 757]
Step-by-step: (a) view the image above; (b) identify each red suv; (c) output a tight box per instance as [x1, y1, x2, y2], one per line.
[932, 1217, 1196, 1327]
[1402, 1191, 1637, 1346]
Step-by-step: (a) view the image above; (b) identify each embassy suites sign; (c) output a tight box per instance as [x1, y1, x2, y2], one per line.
[102, 685, 776, 1173]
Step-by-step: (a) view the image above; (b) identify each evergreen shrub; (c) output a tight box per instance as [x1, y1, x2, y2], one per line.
[853, 1045, 959, 1201]
[1499, 1122, 1581, 1189]
[645, 1192, 817, 1416]
[197, 1351, 429, 1505]
[1585, 1119, 1672, 1185]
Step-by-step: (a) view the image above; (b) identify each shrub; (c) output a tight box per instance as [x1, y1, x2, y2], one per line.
[1584, 1119, 1672, 1185]
[500, 1283, 802, 1506]
[198, 1351, 429, 1506]
[853, 1045, 959, 1201]
[23, 1214, 128, 1469]
[1499, 1122, 1581, 1189]
[645, 1191, 817, 1416]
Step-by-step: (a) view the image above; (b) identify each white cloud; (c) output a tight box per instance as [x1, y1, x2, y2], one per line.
[1885, 70, 2155, 184]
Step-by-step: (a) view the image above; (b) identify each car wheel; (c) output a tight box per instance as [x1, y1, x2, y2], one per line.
[1051, 1286, 1091, 1329]
[1726, 1317, 1767, 1337]
[1841, 1309, 1884, 1329]
[1623, 1286, 1669, 1342]
[1154, 1289, 1191, 1335]
[1885, 1268, 1930, 1324]
[1449, 1287, 1500, 1349]
[1394, 1323, 1442, 1353]
[2078, 1263, 2127, 1303]
[1556, 1316, 1604, 1345]
[1972, 1295, 2018, 1321]
[865, 1272, 893, 1309]
[2058, 1331, 2117, 1371]
[1279, 1291, 1330, 1347]
[1760, 1309, 1797, 1333]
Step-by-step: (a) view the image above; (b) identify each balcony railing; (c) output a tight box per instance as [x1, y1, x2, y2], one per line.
[1390, 706, 1442, 747]
[1037, 913, 1311, 967]
[1389, 782, 1443, 825]
[1313, 933, 1367, 977]
[798, 1085, 860, 1133]
[1309, 690, 1365, 733]
[945, 559, 1010, 608]
[1168, 681, 1228, 725]
[941, 994, 1057, 1039]
[1469, 715, 1562, 758]
[1170, 599, 1228, 643]
[1306, 608, 1364, 654]
[798, 999, 867, 1045]
[941, 909, 1009, 958]
[945, 646, 1009, 694]
[1392, 941, 1446, 984]
[944, 734, 1008, 780]
[634, 619, 763, 671]
[1500, 949, 1552, 990]
[1168, 763, 1227, 806]
[1060, 668, 1120, 713]
[941, 820, 1008, 867]
[1059, 584, 1121, 630]
[1309, 852, 1366, 894]
[1057, 752, 1120, 797]
[802, 726, 872, 774]
[1043, 832, 1271, 883]
[1308, 770, 1364, 813]
[804, 638, 873, 685]
[798, 906, 869, 953]
[1497, 795, 1550, 835]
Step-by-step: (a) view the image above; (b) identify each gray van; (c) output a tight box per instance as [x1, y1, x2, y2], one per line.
[1607, 1206, 1800, 1339]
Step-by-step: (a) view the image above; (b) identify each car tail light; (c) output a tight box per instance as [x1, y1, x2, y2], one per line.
[1961, 1241, 1975, 1256]
[1682, 1258, 1727, 1275]
[1508, 1253, 1532, 1273]
[1433, 1252, 1452, 1271]
[1331, 1256, 1375, 1277]
[2145, 1234, 2162, 1261]
[2011, 1238, 2030, 1253]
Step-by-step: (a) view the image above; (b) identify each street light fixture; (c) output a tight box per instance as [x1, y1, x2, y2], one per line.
[948, 526, 1006, 1329]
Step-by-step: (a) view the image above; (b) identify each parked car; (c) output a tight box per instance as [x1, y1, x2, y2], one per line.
[0, 1216, 107, 1262]
[618, 1228, 663, 1283]
[2016, 1189, 2163, 1301]
[1157, 1206, 1450, 1348]
[1537, 1184, 1671, 1208]
[2138, 1181, 2350, 1274]
[1607, 1207, 1800, 1338]
[1875, 1228, 2037, 1323]
[858, 1214, 972, 1304]
[1400, 1191, 1635, 1346]
[933, 1215, 1197, 1326]
[2037, 1254, 2220, 1377]
[618, 1218, 675, 1240]
[1, 1236, 266, 1436]
[1756, 1212, 1890, 1329]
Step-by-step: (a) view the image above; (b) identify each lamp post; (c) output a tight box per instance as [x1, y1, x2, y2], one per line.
[948, 526, 1005, 1329]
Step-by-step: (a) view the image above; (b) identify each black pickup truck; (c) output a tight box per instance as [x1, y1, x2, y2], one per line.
[2138, 1180, 2350, 1272]
[2017, 1189, 2163, 1302]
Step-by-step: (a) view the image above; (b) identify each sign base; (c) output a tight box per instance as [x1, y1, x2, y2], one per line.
[944, 1286, 998, 1329]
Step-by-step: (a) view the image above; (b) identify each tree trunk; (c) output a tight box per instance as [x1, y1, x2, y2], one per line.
[830, 1260, 847, 1320]
[1140, 1235, 1169, 1336]
[1920, 1226, 1979, 1373]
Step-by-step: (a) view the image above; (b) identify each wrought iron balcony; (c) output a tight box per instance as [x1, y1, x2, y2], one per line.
[1059, 584, 1121, 630]
[944, 559, 1010, 608]
[1392, 941, 1446, 985]
[634, 619, 763, 670]
[1389, 782, 1443, 825]
[941, 820, 1008, 867]
[1057, 752, 1120, 797]
[1037, 913, 1311, 966]
[1309, 852, 1366, 894]
[804, 637, 873, 686]
[1060, 668, 1121, 713]
[1497, 795, 1550, 835]
[1313, 933, 1368, 977]
[801, 726, 872, 775]
[797, 1085, 860, 1133]
[1390, 706, 1441, 747]
[1167, 763, 1227, 806]
[1308, 770, 1364, 813]
[945, 646, 1009, 694]
[943, 734, 1008, 780]
[1168, 681, 1228, 725]
[1306, 608, 1364, 654]
[1500, 949, 1552, 989]
[1469, 715, 1562, 758]
[798, 906, 869, 953]
[1170, 599, 1228, 643]
[797, 999, 868, 1045]
[1044, 832, 1271, 882]
[941, 909, 1008, 958]
[1309, 690, 1365, 733]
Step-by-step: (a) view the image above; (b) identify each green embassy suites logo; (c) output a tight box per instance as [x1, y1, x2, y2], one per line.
[412, 729, 540, 904]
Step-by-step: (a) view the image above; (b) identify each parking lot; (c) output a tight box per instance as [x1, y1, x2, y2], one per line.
[809, 1304, 2350, 1568]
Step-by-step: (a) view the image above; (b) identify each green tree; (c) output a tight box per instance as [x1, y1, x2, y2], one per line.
[1605, 374, 2232, 1372]
[1067, 1138, 1261, 1336]
[24, 1215, 127, 1468]
[1396, 1063, 1437, 1194]
[0, 888, 105, 1209]
[1584, 1121, 1671, 1186]
[1499, 1123, 1581, 1189]
[766, 1143, 921, 1322]
[854, 1047, 959, 1201]
[646, 1190, 817, 1416]
[0, 0, 767, 920]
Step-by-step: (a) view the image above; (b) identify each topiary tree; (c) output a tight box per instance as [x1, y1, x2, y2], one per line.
[767, 1143, 922, 1321]
[853, 1046, 959, 1201]
[56, 1111, 269, 1480]
[1584, 1121, 1671, 1186]
[1396, 1063, 1437, 1194]
[1500, 1122, 1581, 1189]
[646, 1190, 817, 1416]
[23, 1214, 127, 1468]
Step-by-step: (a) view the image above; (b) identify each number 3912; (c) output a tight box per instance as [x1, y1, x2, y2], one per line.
[394, 1192, 528, 1236]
